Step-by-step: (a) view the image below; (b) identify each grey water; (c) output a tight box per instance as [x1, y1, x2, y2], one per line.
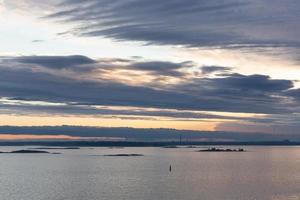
[1, 146, 300, 200]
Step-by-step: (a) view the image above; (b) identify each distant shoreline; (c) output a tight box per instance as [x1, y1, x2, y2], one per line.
[0, 140, 299, 147]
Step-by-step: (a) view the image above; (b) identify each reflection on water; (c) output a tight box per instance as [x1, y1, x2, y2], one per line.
[1, 146, 300, 200]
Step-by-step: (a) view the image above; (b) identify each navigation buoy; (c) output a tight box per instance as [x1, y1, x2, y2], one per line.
[169, 165, 172, 172]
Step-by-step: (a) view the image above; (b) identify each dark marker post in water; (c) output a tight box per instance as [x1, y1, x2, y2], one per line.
[169, 165, 172, 172]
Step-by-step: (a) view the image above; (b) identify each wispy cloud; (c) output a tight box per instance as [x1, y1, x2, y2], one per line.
[44, 0, 300, 50]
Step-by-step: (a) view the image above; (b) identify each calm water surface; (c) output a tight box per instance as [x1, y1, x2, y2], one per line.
[1, 146, 300, 200]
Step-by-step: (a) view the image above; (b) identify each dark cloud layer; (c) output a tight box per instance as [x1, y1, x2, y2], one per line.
[210, 74, 293, 93]
[201, 66, 231, 75]
[127, 61, 193, 77]
[45, 0, 300, 49]
[0, 55, 297, 117]
[16, 55, 96, 69]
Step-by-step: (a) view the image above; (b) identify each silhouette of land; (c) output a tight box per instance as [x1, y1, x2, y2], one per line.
[29, 147, 80, 150]
[0, 149, 51, 154]
[198, 147, 245, 152]
[0, 140, 298, 147]
[103, 154, 144, 157]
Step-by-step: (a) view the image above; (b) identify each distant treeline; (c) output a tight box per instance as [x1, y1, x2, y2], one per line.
[0, 140, 299, 147]
[0, 125, 298, 142]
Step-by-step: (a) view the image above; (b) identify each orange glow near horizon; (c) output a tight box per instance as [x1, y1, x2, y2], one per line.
[0, 114, 217, 131]
[0, 134, 81, 140]
[0, 134, 126, 141]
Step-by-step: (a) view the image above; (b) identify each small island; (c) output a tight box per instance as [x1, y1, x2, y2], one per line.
[30, 147, 80, 150]
[103, 154, 144, 157]
[0, 149, 59, 154]
[197, 147, 245, 152]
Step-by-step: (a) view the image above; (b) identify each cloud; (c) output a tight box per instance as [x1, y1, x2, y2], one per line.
[0, 55, 296, 117]
[216, 121, 300, 135]
[286, 88, 300, 99]
[126, 61, 194, 77]
[201, 66, 231, 75]
[3, 0, 60, 14]
[210, 73, 293, 92]
[43, 0, 300, 50]
[0, 58, 205, 112]
[13, 56, 194, 77]
[15, 55, 96, 69]
[32, 39, 45, 43]
[0, 98, 265, 123]
[172, 73, 295, 114]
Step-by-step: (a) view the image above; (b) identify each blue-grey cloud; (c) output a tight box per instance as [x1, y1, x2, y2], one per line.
[127, 61, 193, 77]
[210, 74, 293, 92]
[15, 55, 96, 70]
[0, 55, 295, 116]
[172, 73, 295, 114]
[201, 66, 231, 75]
[0, 99, 266, 123]
[44, 0, 300, 50]
[14, 56, 192, 77]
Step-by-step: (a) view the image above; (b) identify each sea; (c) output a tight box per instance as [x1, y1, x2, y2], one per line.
[1, 146, 300, 200]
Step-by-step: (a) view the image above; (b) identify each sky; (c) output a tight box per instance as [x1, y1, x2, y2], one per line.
[1, 0, 300, 140]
